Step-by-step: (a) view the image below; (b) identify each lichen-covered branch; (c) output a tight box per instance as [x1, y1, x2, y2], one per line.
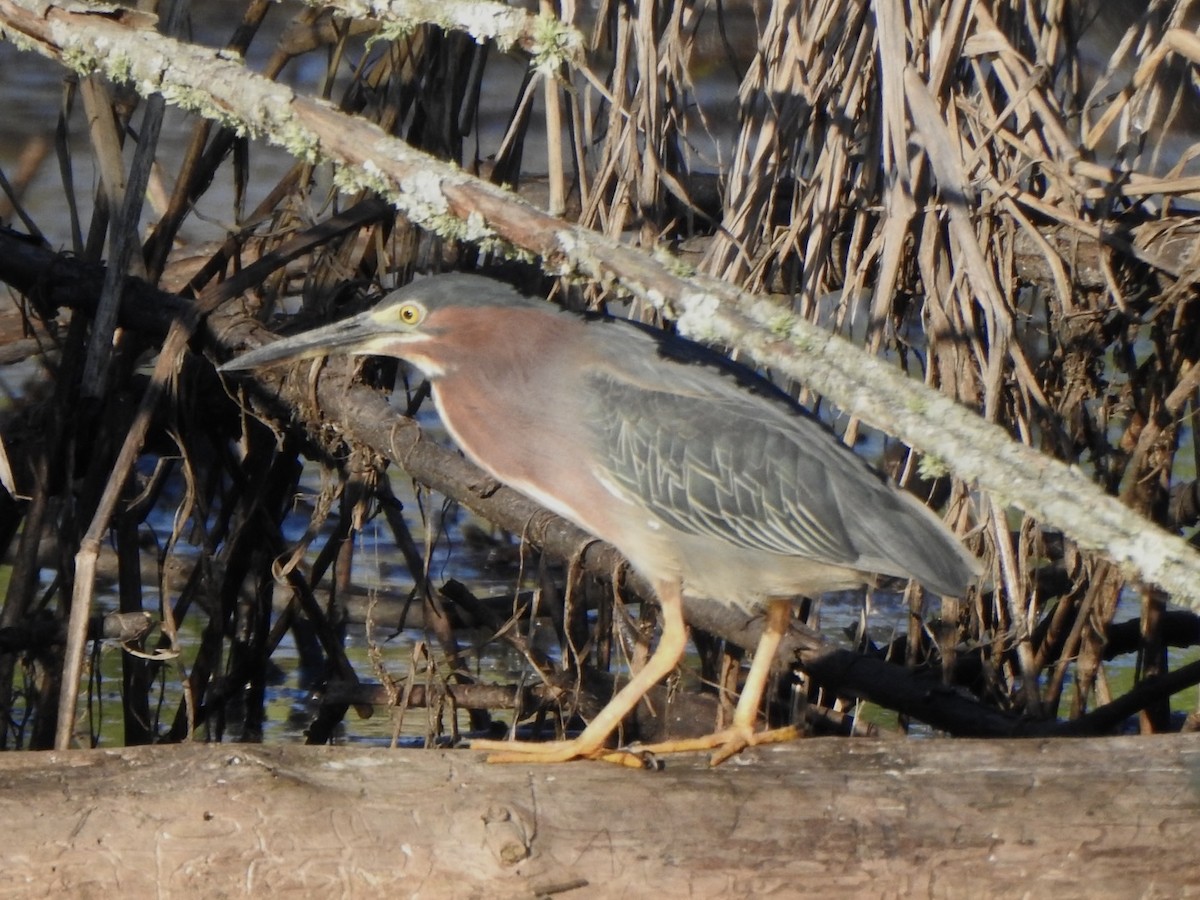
[298, 0, 583, 65]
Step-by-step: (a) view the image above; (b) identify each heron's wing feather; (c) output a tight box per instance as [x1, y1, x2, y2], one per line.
[586, 363, 866, 566]
[581, 320, 980, 594]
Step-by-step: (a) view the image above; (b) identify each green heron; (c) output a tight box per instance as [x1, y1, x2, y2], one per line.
[222, 273, 980, 765]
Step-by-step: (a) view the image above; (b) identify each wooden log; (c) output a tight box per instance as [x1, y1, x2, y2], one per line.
[1, 737, 1196, 897]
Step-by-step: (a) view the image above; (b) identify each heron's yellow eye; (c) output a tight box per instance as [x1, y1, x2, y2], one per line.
[397, 302, 424, 325]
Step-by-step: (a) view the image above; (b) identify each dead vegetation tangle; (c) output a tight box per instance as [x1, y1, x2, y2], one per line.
[0, 0, 1197, 752]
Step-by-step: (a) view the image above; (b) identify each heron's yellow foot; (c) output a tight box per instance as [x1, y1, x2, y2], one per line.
[636, 724, 801, 766]
[470, 737, 654, 768]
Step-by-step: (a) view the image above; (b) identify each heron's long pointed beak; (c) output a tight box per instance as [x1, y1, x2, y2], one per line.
[219, 309, 404, 372]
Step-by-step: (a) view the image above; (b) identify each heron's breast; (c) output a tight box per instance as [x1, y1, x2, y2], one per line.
[429, 375, 649, 545]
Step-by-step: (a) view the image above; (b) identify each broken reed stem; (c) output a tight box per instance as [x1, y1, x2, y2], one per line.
[56, 318, 191, 750]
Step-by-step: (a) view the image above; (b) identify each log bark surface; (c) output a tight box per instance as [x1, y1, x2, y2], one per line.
[1, 736, 1196, 898]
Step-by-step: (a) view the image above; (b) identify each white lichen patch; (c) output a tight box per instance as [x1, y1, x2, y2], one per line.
[458, 211, 493, 243]
[3, 28, 39, 54]
[479, 237, 536, 265]
[307, 0, 582, 60]
[274, 119, 322, 163]
[917, 453, 950, 480]
[396, 168, 449, 217]
[553, 230, 578, 258]
[444, 2, 523, 48]
[549, 231, 598, 279]
[651, 245, 695, 279]
[529, 13, 582, 71]
[331, 159, 391, 197]
[673, 291, 726, 343]
[368, 19, 418, 48]
[767, 310, 798, 337]
[60, 43, 100, 76]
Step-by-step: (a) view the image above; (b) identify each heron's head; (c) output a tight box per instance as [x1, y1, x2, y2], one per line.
[219, 273, 548, 378]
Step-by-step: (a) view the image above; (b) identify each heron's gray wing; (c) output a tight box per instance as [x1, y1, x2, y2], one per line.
[580, 319, 979, 595]
[586, 369, 863, 566]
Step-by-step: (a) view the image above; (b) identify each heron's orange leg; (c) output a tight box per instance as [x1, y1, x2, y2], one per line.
[470, 580, 688, 766]
[635, 598, 800, 766]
